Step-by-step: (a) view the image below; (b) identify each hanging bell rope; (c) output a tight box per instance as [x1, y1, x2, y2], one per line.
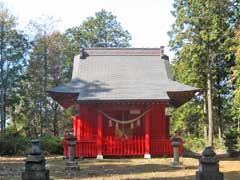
[137, 119, 141, 126]
[99, 109, 151, 124]
[109, 120, 112, 127]
[131, 122, 134, 129]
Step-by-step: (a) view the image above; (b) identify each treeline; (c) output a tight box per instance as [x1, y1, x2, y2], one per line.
[169, 0, 240, 153]
[0, 5, 131, 140]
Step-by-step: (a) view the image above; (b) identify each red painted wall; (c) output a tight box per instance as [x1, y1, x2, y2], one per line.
[69, 103, 180, 157]
[74, 103, 169, 141]
[150, 104, 167, 139]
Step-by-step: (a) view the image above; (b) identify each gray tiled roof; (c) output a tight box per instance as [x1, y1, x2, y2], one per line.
[48, 48, 199, 107]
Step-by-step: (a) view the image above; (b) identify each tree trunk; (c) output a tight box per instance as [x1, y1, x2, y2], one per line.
[218, 127, 222, 143]
[203, 92, 208, 142]
[207, 56, 213, 147]
[39, 100, 43, 136]
[53, 103, 59, 136]
[43, 30, 48, 134]
[0, 81, 6, 141]
[217, 58, 222, 143]
[0, 22, 5, 140]
[12, 115, 18, 154]
[3, 87, 6, 128]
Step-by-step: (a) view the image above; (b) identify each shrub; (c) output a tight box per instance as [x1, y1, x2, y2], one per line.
[0, 128, 31, 155]
[223, 128, 239, 157]
[211, 138, 225, 151]
[183, 137, 206, 153]
[0, 128, 64, 156]
[182, 136, 226, 155]
[39, 135, 64, 155]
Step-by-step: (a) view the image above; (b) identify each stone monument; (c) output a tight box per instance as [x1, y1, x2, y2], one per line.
[170, 135, 182, 167]
[22, 139, 50, 180]
[65, 131, 79, 174]
[196, 146, 224, 180]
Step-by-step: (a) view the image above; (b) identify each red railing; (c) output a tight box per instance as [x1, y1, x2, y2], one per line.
[64, 133, 97, 157]
[150, 139, 183, 156]
[75, 140, 97, 157]
[103, 136, 145, 156]
[64, 134, 183, 157]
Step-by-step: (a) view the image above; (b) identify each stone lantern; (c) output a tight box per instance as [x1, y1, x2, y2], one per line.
[170, 135, 182, 167]
[22, 140, 50, 180]
[65, 131, 79, 173]
[196, 146, 224, 180]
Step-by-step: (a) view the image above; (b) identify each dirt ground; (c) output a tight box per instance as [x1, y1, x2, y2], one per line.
[0, 155, 239, 180]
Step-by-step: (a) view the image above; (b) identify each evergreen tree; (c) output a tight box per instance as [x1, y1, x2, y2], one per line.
[169, 0, 239, 146]
[65, 9, 131, 52]
[0, 4, 28, 137]
[24, 30, 70, 136]
[26, 17, 58, 135]
[47, 32, 70, 136]
[231, 26, 240, 131]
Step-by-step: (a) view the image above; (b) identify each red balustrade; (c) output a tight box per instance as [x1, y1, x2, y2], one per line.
[150, 139, 183, 156]
[63, 134, 183, 157]
[75, 140, 97, 157]
[103, 136, 145, 156]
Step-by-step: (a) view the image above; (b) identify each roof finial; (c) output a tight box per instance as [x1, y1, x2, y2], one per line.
[80, 47, 85, 59]
[160, 46, 164, 56]
[160, 46, 169, 60]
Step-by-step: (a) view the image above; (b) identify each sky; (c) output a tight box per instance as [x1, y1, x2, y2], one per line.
[2, 0, 175, 59]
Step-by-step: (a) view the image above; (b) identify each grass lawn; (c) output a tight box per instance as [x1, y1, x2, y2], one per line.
[0, 156, 239, 180]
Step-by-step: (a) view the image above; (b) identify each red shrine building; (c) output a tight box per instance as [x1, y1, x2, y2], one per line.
[48, 47, 198, 159]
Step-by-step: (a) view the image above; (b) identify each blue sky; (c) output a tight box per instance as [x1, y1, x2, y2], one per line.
[3, 0, 175, 59]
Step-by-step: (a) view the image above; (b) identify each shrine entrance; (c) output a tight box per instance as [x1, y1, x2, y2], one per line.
[101, 109, 147, 156]
[63, 102, 182, 158]
[101, 109, 148, 139]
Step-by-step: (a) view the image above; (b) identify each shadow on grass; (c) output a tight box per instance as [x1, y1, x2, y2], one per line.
[183, 148, 240, 162]
[224, 170, 240, 180]
[123, 170, 239, 180]
[1, 156, 239, 180]
[216, 154, 240, 161]
[122, 176, 195, 180]
[50, 161, 198, 179]
[182, 148, 201, 159]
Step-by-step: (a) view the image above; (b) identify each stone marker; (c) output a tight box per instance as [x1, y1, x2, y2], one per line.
[170, 135, 182, 167]
[65, 131, 79, 174]
[22, 139, 50, 180]
[196, 146, 224, 180]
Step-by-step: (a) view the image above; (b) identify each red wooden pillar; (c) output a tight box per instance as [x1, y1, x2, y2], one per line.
[72, 116, 77, 137]
[76, 116, 82, 140]
[72, 115, 81, 140]
[144, 109, 151, 159]
[97, 110, 103, 159]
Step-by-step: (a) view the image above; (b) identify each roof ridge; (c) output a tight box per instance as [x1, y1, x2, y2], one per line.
[80, 47, 167, 58]
[84, 47, 162, 50]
